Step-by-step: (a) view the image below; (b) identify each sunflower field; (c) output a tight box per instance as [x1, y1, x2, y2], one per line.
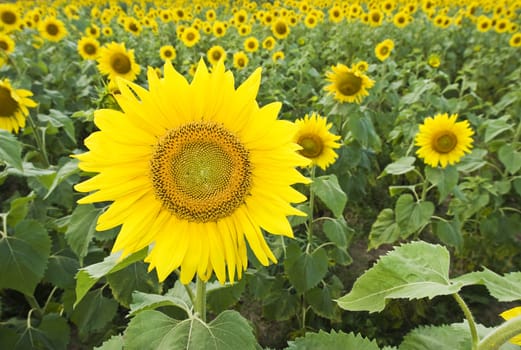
[1, 0, 521, 349]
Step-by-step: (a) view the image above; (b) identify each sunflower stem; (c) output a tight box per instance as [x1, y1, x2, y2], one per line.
[453, 293, 479, 350]
[195, 276, 206, 322]
[26, 112, 50, 168]
[306, 166, 316, 254]
[478, 315, 521, 350]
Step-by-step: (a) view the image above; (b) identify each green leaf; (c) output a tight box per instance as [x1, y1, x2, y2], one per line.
[13, 313, 70, 350]
[45, 254, 80, 289]
[453, 268, 521, 302]
[284, 243, 329, 293]
[287, 330, 380, 350]
[498, 144, 521, 174]
[0, 220, 51, 295]
[456, 148, 487, 173]
[106, 261, 160, 308]
[381, 157, 416, 177]
[129, 283, 193, 316]
[337, 241, 464, 312]
[400, 324, 470, 350]
[207, 278, 246, 314]
[401, 80, 437, 105]
[124, 310, 258, 350]
[306, 284, 339, 321]
[75, 248, 148, 307]
[65, 204, 102, 264]
[484, 115, 512, 142]
[425, 166, 459, 203]
[94, 335, 124, 350]
[262, 277, 299, 321]
[347, 114, 381, 149]
[368, 208, 401, 250]
[311, 174, 347, 218]
[323, 217, 353, 248]
[71, 290, 118, 340]
[39, 109, 75, 142]
[7, 193, 35, 227]
[395, 195, 434, 236]
[432, 220, 462, 250]
[0, 129, 23, 171]
[44, 158, 79, 199]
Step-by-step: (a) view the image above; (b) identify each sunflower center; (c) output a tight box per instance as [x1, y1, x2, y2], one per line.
[150, 121, 252, 223]
[186, 32, 195, 41]
[379, 46, 389, 55]
[275, 22, 287, 34]
[110, 53, 131, 74]
[238, 58, 245, 66]
[1, 11, 16, 25]
[0, 40, 7, 50]
[336, 71, 362, 96]
[84, 43, 97, 55]
[0, 86, 19, 117]
[46, 23, 59, 36]
[212, 50, 221, 61]
[433, 131, 457, 153]
[298, 134, 323, 158]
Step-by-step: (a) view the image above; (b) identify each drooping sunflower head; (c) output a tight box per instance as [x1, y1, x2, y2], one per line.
[324, 63, 375, 104]
[375, 38, 394, 61]
[39, 17, 68, 42]
[0, 3, 20, 33]
[294, 113, 341, 170]
[0, 79, 37, 133]
[97, 42, 141, 82]
[415, 113, 474, 168]
[77, 36, 100, 60]
[233, 51, 249, 69]
[271, 18, 290, 39]
[207, 45, 226, 66]
[159, 45, 176, 61]
[73, 60, 310, 285]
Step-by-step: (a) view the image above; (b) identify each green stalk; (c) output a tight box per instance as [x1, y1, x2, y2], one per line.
[453, 293, 479, 350]
[195, 276, 206, 322]
[306, 166, 316, 254]
[26, 113, 50, 167]
[478, 315, 521, 350]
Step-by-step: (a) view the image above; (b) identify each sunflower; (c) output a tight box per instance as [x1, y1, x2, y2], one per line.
[97, 42, 141, 82]
[0, 3, 20, 33]
[0, 33, 15, 55]
[375, 39, 394, 61]
[427, 53, 441, 68]
[272, 50, 284, 63]
[124, 17, 142, 36]
[293, 113, 341, 170]
[0, 79, 37, 133]
[233, 51, 248, 69]
[328, 5, 344, 23]
[39, 17, 68, 42]
[181, 27, 200, 47]
[509, 32, 521, 47]
[206, 9, 216, 21]
[159, 45, 176, 61]
[354, 60, 369, 73]
[234, 9, 248, 24]
[86, 24, 100, 38]
[415, 113, 474, 168]
[368, 9, 383, 26]
[238, 24, 251, 36]
[77, 36, 100, 60]
[212, 21, 227, 37]
[262, 36, 276, 51]
[393, 11, 410, 28]
[476, 15, 491, 32]
[304, 14, 318, 28]
[500, 307, 521, 345]
[324, 63, 375, 104]
[73, 60, 310, 284]
[271, 18, 290, 39]
[207, 45, 226, 66]
[244, 36, 259, 53]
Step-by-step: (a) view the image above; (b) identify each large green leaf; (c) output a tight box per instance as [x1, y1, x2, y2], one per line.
[129, 282, 193, 316]
[322, 216, 353, 248]
[381, 157, 416, 177]
[43, 158, 79, 199]
[431, 220, 462, 250]
[65, 204, 102, 264]
[284, 243, 329, 294]
[0, 220, 51, 295]
[400, 324, 470, 350]
[368, 208, 401, 250]
[0, 129, 23, 171]
[395, 195, 434, 236]
[425, 166, 459, 203]
[75, 248, 148, 307]
[94, 335, 124, 350]
[45, 254, 80, 289]
[453, 268, 521, 302]
[483, 115, 512, 142]
[124, 310, 258, 350]
[337, 241, 464, 312]
[13, 313, 70, 350]
[207, 278, 246, 314]
[287, 330, 380, 350]
[71, 290, 118, 340]
[498, 144, 521, 175]
[311, 174, 347, 218]
[7, 194, 35, 227]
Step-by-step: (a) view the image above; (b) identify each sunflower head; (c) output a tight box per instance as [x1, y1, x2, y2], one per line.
[207, 45, 226, 66]
[73, 60, 310, 285]
[509, 33, 521, 47]
[272, 50, 285, 63]
[233, 51, 248, 69]
[262, 36, 276, 51]
[97, 42, 141, 82]
[500, 307, 521, 345]
[244, 36, 259, 52]
[0, 33, 15, 55]
[77, 36, 100, 60]
[159, 45, 176, 61]
[271, 19, 290, 39]
[0, 79, 37, 133]
[428, 53, 441, 68]
[415, 113, 474, 168]
[39, 17, 68, 42]
[0, 3, 20, 32]
[294, 113, 341, 170]
[181, 27, 200, 47]
[375, 39, 394, 61]
[324, 63, 375, 104]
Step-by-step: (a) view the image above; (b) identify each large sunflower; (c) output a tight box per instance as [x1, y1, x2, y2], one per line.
[415, 113, 474, 168]
[324, 63, 375, 104]
[97, 42, 141, 82]
[39, 17, 68, 42]
[0, 79, 37, 133]
[73, 60, 310, 284]
[293, 113, 341, 170]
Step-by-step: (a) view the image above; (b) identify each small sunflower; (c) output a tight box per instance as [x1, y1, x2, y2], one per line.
[207, 45, 226, 66]
[415, 113, 474, 168]
[375, 39, 394, 61]
[233, 51, 248, 69]
[509, 32, 521, 47]
[85, 24, 101, 38]
[77, 36, 100, 60]
[102, 26, 113, 37]
[244, 36, 259, 53]
[0, 3, 20, 33]
[125, 17, 142, 36]
[272, 50, 285, 63]
[500, 307, 521, 345]
[39, 17, 68, 42]
[304, 14, 318, 28]
[97, 42, 141, 82]
[324, 63, 375, 104]
[476, 16, 491, 32]
[181, 27, 200, 47]
[368, 9, 383, 26]
[293, 113, 341, 170]
[328, 6, 344, 23]
[73, 60, 310, 284]
[353, 60, 369, 73]
[238, 24, 251, 36]
[0, 79, 37, 133]
[159, 45, 176, 61]
[427, 53, 441, 68]
[262, 36, 276, 51]
[212, 21, 227, 37]
[271, 18, 290, 39]
[393, 11, 410, 28]
[0, 33, 15, 55]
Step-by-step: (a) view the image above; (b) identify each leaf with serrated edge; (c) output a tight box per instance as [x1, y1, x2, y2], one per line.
[400, 324, 470, 350]
[452, 268, 521, 302]
[337, 241, 464, 313]
[287, 330, 379, 350]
